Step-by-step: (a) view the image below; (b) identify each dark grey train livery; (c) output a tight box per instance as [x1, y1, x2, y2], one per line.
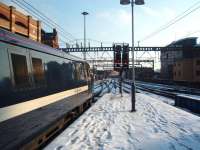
[0, 28, 92, 108]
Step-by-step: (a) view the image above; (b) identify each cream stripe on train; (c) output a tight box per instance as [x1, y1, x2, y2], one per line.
[0, 85, 88, 123]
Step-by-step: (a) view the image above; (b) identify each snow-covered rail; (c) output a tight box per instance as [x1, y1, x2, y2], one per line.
[123, 80, 200, 114]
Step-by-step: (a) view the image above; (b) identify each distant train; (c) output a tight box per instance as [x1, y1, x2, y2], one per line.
[0, 28, 92, 110]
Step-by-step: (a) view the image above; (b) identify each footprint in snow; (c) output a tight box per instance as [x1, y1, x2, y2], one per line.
[70, 129, 78, 136]
[153, 127, 159, 133]
[82, 118, 87, 123]
[56, 145, 64, 150]
[71, 136, 79, 144]
[106, 131, 112, 140]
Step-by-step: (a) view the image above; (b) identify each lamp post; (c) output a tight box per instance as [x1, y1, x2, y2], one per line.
[82, 11, 89, 60]
[120, 0, 144, 112]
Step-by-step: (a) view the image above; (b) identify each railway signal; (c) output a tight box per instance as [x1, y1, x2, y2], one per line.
[122, 44, 129, 69]
[113, 44, 122, 71]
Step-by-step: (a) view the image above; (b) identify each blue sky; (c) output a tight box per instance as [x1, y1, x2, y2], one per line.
[2, 0, 200, 47]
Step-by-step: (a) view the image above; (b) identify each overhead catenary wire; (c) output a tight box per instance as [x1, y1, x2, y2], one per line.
[140, 0, 200, 42]
[13, 2, 70, 44]
[12, 0, 75, 42]
[88, 39, 114, 44]
[20, 0, 76, 40]
[184, 30, 200, 37]
[13, 0, 119, 47]
[11, 0, 120, 47]
[73, 38, 118, 45]
[11, 0, 76, 45]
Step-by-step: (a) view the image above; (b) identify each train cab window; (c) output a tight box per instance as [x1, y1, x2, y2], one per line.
[32, 58, 45, 85]
[11, 54, 29, 87]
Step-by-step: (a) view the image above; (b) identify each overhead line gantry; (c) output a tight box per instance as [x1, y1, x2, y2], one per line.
[60, 46, 191, 52]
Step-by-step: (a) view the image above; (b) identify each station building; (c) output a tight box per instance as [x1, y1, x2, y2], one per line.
[173, 54, 200, 83]
[161, 37, 199, 80]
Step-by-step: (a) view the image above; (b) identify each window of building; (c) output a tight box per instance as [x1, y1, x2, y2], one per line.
[15, 21, 27, 29]
[11, 53, 29, 87]
[0, 13, 9, 21]
[32, 58, 45, 85]
[196, 60, 200, 66]
[166, 53, 168, 59]
[196, 70, 200, 76]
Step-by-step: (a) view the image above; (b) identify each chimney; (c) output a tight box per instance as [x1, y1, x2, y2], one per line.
[53, 28, 57, 36]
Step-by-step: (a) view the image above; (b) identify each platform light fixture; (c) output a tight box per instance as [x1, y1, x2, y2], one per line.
[82, 11, 89, 60]
[120, 0, 145, 112]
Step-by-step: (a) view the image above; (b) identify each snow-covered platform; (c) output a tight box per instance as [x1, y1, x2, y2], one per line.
[45, 92, 200, 150]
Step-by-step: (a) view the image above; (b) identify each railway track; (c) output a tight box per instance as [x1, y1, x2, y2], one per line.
[123, 80, 200, 114]
[123, 80, 200, 98]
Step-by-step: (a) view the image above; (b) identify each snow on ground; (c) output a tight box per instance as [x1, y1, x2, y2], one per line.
[45, 92, 200, 150]
[124, 83, 175, 105]
[138, 90, 175, 105]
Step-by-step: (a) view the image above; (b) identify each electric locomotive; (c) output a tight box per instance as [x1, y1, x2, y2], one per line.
[0, 28, 92, 117]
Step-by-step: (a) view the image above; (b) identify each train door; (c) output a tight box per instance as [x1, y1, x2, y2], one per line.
[7, 46, 32, 90]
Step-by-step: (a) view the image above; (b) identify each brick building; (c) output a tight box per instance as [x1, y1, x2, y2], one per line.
[0, 2, 41, 42]
[41, 28, 59, 48]
[0, 2, 59, 48]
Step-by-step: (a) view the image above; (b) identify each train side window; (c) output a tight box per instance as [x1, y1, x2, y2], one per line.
[178, 71, 181, 77]
[75, 63, 81, 80]
[196, 60, 200, 66]
[196, 70, 200, 76]
[80, 63, 85, 80]
[11, 53, 29, 87]
[74, 63, 78, 80]
[84, 63, 89, 79]
[81, 63, 87, 80]
[71, 63, 75, 80]
[32, 58, 45, 85]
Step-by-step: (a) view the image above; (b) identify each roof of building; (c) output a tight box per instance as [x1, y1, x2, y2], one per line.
[166, 37, 198, 47]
